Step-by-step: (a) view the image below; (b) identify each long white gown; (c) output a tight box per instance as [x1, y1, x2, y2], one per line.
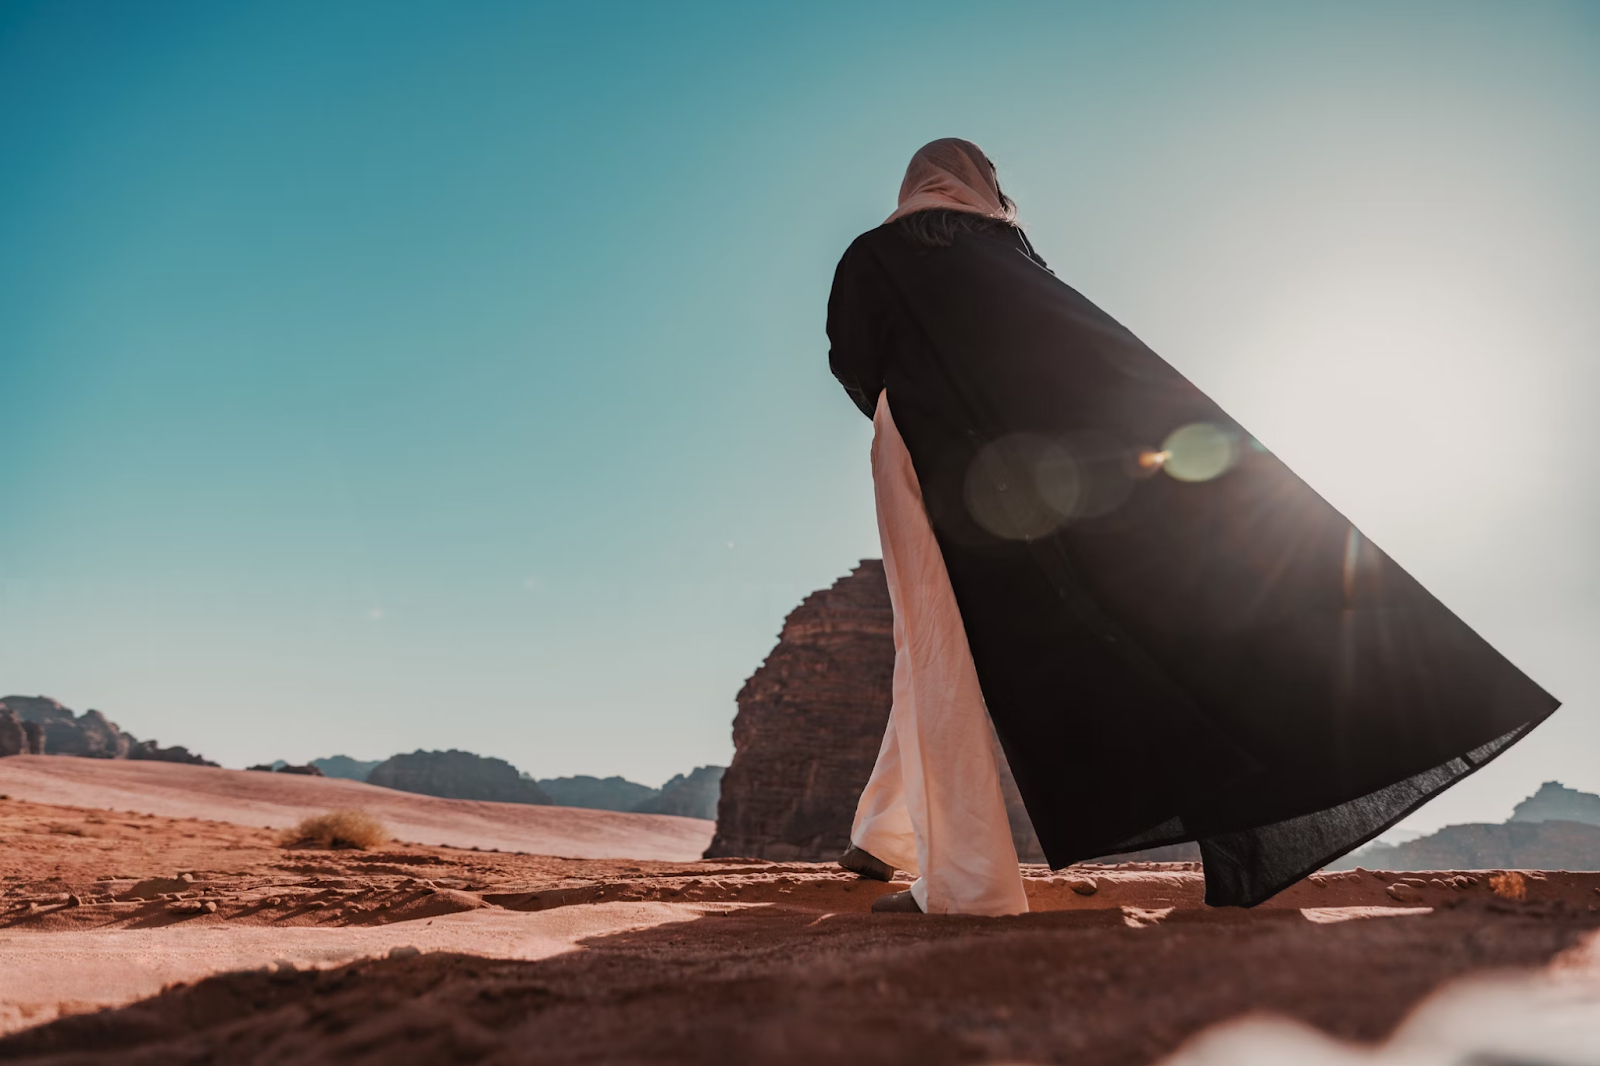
[849, 390, 1030, 916]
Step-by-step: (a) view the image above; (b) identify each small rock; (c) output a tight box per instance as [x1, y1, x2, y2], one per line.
[388, 945, 421, 959]
[202, 901, 217, 913]
[65, 894, 82, 908]
[179, 873, 195, 883]
[267, 897, 282, 906]
[1067, 878, 1099, 896]
[1386, 883, 1423, 904]
[167, 900, 204, 914]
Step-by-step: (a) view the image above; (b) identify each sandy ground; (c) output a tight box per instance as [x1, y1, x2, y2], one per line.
[0, 755, 713, 860]
[1, 761, 1598, 1064]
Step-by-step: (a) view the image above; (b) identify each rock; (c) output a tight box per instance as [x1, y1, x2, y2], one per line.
[537, 774, 660, 812]
[388, 945, 421, 959]
[1386, 882, 1423, 903]
[276, 764, 324, 776]
[120, 877, 195, 900]
[202, 901, 218, 913]
[127, 740, 216, 766]
[633, 766, 724, 820]
[0, 706, 33, 757]
[311, 755, 383, 781]
[367, 750, 551, 805]
[1510, 781, 1600, 828]
[1068, 878, 1100, 896]
[0, 695, 215, 765]
[1330, 820, 1600, 872]
[706, 561, 1047, 863]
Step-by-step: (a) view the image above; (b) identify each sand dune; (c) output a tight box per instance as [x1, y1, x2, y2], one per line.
[0, 755, 713, 861]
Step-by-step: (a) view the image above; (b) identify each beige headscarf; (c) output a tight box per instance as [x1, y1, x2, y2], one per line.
[885, 138, 1012, 225]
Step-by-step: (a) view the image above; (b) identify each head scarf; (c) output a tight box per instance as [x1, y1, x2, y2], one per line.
[886, 138, 1012, 225]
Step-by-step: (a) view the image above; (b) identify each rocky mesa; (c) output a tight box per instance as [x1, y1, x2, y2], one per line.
[367, 749, 552, 805]
[0, 696, 214, 765]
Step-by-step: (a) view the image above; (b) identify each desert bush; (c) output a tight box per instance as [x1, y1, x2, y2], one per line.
[278, 809, 389, 850]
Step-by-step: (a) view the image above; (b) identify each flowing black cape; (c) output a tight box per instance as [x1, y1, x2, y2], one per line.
[827, 221, 1559, 906]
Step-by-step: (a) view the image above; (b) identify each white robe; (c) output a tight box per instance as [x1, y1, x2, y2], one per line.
[850, 391, 1030, 916]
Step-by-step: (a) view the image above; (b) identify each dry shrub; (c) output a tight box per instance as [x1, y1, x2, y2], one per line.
[279, 809, 389, 850]
[1488, 871, 1527, 902]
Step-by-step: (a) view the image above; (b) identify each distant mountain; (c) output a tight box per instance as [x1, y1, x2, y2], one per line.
[536, 774, 660, 812]
[366, 749, 550, 805]
[632, 766, 723, 821]
[1326, 820, 1600, 871]
[1327, 781, 1600, 871]
[0, 695, 216, 766]
[312, 755, 383, 782]
[1510, 781, 1600, 827]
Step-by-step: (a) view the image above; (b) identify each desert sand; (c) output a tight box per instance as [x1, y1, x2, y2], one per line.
[0, 759, 1597, 1064]
[0, 754, 713, 860]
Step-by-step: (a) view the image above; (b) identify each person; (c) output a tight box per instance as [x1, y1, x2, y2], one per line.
[827, 138, 1559, 914]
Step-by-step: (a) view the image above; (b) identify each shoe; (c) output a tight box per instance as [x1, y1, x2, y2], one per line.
[838, 844, 894, 882]
[870, 889, 923, 913]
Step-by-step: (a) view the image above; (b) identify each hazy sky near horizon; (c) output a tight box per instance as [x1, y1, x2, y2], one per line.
[2, 2, 1596, 830]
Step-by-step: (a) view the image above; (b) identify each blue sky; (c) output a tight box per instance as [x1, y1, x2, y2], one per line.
[2, 2, 1596, 831]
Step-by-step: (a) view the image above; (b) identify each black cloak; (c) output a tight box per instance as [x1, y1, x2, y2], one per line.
[827, 220, 1559, 907]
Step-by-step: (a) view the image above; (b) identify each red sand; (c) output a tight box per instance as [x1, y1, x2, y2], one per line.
[0, 759, 1597, 1064]
[0, 755, 713, 860]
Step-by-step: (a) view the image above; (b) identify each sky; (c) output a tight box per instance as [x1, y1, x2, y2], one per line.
[1, 1, 1596, 832]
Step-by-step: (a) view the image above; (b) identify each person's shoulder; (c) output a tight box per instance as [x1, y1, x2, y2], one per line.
[832, 225, 901, 282]
[839, 224, 901, 259]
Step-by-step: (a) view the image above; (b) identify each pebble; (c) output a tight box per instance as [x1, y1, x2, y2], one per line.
[388, 945, 421, 959]
[1387, 883, 1423, 904]
[1067, 878, 1099, 896]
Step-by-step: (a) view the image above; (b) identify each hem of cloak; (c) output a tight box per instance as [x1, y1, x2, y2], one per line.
[1196, 716, 1549, 907]
[1056, 711, 1554, 909]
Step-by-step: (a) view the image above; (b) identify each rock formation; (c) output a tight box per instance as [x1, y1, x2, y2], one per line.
[633, 766, 723, 821]
[126, 740, 213, 765]
[367, 749, 551, 805]
[706, 560, 1048, 862]
[0, 705, 45, 757]
[1327, 819, 1600, 871]
[537, 774, 660, 812]
[0, 695, 215, 765]
[1509, 781, 1600, 828]
[312, 755, 383, 781]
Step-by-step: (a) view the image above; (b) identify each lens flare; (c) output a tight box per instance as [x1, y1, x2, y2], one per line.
[964, 434, 1063, 540]
[1160, 422, 1239, 482]
[966, 430, 1139, 539]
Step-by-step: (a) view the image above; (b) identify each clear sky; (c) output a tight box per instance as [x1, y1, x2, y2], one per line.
[2, 1, 1596, 831]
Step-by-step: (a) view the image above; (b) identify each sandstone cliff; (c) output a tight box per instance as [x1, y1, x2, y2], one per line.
[706, 560, 1047, 862]
[1510, 781, 1600, 828]
[0, 705, 44, 757]
[367, 749, 551, 805]
[312, 755, 383, 781]
[1327, 819, 1600, 871]
[537, 774, 660, 812]
[0, 695, 215, 765]
[633, 766, 723, 821]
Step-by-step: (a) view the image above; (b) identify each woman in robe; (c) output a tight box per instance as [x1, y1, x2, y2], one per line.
[829, 138, 1559, 914]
